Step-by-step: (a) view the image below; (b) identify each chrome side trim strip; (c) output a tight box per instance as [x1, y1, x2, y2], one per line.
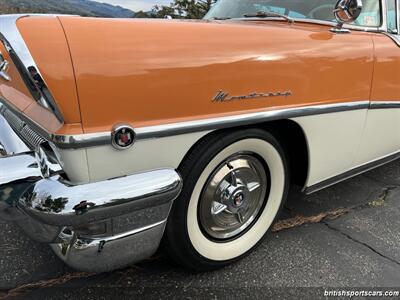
[370, 101, 400, 109]
[52, 132, 110, 149]
[304, 150, 400, 194]
[135, 101, 370, 140]
[58, 101, 369, 147]
[7, 98, 400, 149]
[0, 98, 371, 149]
[0, 14, 64, 123]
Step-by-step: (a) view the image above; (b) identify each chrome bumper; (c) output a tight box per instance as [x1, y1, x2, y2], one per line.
[0, 105, 182, 272]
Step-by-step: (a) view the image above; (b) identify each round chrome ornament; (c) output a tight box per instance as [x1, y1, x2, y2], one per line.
[198, 153, 269, 241]
[111, 125, 136, 150]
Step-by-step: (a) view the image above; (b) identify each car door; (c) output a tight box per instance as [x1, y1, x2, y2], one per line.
[353, 0, 400, 166]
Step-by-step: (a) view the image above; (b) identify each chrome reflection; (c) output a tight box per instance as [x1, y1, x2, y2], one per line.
[199, 154, 267, 240]
[0, 15, 64, 122]
[0, 104, 30, 155]
[0, 51, 10, 81]
[51, 219, 167, 272]
[0, 153, 42, 186]
[18, 169, 182, 226]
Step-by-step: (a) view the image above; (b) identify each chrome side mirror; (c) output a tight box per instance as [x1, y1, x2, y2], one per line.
[331, 0, 363, 33]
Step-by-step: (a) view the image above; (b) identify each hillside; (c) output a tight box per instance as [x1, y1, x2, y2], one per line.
[0, 0, 135, 18]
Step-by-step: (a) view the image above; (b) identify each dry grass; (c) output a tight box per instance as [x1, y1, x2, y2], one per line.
[368, 193, 387, 207]
[272, 207, 352, 232]
[369, 197, 385, 207]
[2, 272, 94, 299]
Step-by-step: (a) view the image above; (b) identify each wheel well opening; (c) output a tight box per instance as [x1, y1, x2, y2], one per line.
[179, 120, 309, 188]
[261, 120, 309, 187]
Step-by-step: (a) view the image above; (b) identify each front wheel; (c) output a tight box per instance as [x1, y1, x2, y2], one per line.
[164, 128, 289, 271]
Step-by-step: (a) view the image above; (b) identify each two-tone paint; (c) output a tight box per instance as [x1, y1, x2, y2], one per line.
[1, 10, 400, 192]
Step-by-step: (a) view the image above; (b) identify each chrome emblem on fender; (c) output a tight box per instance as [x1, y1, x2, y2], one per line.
[111, 125, 136, 150]
[213, 90, 292, 103]
[0, 51, 10, 82]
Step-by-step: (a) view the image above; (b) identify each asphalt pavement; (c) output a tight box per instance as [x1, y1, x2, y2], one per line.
[1, 160, 400, 299]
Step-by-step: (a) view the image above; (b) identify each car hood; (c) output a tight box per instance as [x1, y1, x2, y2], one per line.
[18, 16, 374, 135]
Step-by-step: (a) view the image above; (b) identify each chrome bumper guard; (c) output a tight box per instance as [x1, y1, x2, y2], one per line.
[0, 106, 182, 272]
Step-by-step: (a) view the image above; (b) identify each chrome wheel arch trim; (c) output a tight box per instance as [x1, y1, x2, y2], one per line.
[0, 14, 64, 123]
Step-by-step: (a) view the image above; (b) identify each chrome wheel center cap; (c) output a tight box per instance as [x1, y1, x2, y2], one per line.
[233, 193, 244, 207]
[199, 154, 267, 240]
[221, 183, 250, 213]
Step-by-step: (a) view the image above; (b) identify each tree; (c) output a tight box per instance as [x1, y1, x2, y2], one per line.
[172, 0, 197, 18]
[152, 4, 180, 18]
[143, 0, 216, 20]
[173, 0, 216, 19]
[135, 10, 150, 18]
[197, 0, 216, 16]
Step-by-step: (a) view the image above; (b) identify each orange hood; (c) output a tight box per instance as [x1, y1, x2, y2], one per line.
[17, 16, 374, 134]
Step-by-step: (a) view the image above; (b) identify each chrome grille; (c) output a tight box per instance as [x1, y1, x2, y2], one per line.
[21, 124, 46, 149]
[0, 107, 46, 149]
[2, 108, 24, 130]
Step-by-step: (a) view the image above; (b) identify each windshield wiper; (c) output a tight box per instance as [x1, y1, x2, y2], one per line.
[210, 17, 232, 20]
[243, 11, 294, 24]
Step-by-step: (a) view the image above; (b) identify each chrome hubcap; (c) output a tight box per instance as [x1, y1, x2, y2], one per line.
[199, 154, 268, 240]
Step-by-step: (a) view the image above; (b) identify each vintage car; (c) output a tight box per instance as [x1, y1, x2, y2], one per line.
[0, 0, 399, 272]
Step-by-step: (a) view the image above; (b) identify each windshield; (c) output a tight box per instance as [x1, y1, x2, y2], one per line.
[204, 0, 381, 27]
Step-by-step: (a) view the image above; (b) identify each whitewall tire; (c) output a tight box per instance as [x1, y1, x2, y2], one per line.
[164, 128, 289, 271]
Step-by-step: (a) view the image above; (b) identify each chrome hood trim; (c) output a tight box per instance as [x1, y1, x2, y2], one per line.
[0, 14, 64, 123]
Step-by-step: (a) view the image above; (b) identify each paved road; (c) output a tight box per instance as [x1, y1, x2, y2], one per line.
[1, 161, 400, 299]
